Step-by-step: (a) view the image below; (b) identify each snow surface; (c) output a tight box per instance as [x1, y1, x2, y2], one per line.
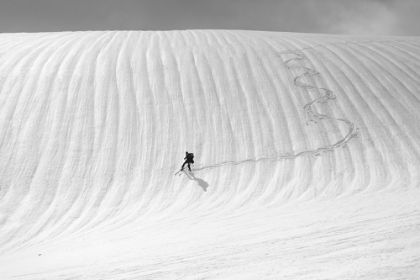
[0, 30, 420, 279]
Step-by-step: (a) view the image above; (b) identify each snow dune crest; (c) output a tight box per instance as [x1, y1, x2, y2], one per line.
[0, 30, 420, 279]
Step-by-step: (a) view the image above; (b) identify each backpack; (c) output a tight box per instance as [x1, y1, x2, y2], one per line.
[186, 153, 194, 163]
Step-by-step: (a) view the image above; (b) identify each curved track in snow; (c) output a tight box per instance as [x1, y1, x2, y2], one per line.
[191, 49, 361, 172]
[280, 50, 359, 155]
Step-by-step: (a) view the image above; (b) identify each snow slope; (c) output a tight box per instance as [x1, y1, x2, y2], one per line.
[0, 30, 419, 279]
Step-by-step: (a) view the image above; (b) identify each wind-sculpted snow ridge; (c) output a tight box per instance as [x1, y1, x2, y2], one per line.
[0, 30, 420, 279]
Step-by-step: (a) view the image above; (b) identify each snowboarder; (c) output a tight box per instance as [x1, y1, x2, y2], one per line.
[181, 151, 194, 171]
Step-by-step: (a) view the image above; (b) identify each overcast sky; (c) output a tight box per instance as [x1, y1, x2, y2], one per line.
[0, 0, 419, 36]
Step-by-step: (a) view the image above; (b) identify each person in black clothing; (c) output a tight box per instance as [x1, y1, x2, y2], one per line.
[181, 151, 194, 171]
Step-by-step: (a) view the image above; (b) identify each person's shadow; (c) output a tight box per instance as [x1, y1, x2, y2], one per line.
[185, 171, 209, 192]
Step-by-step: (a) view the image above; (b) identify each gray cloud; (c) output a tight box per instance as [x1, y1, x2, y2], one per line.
[313, 0, 420, 36]
[0, 0, 418, 35]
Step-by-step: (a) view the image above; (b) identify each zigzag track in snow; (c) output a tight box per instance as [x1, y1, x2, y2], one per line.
[280, 50, 359, 151]
[193, 50, 359, 172]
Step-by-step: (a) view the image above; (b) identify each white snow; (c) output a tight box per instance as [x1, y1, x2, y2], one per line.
[0, 30, 419, 279]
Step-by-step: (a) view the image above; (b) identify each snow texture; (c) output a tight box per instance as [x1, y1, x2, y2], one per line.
[0, 30, 420, 279]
